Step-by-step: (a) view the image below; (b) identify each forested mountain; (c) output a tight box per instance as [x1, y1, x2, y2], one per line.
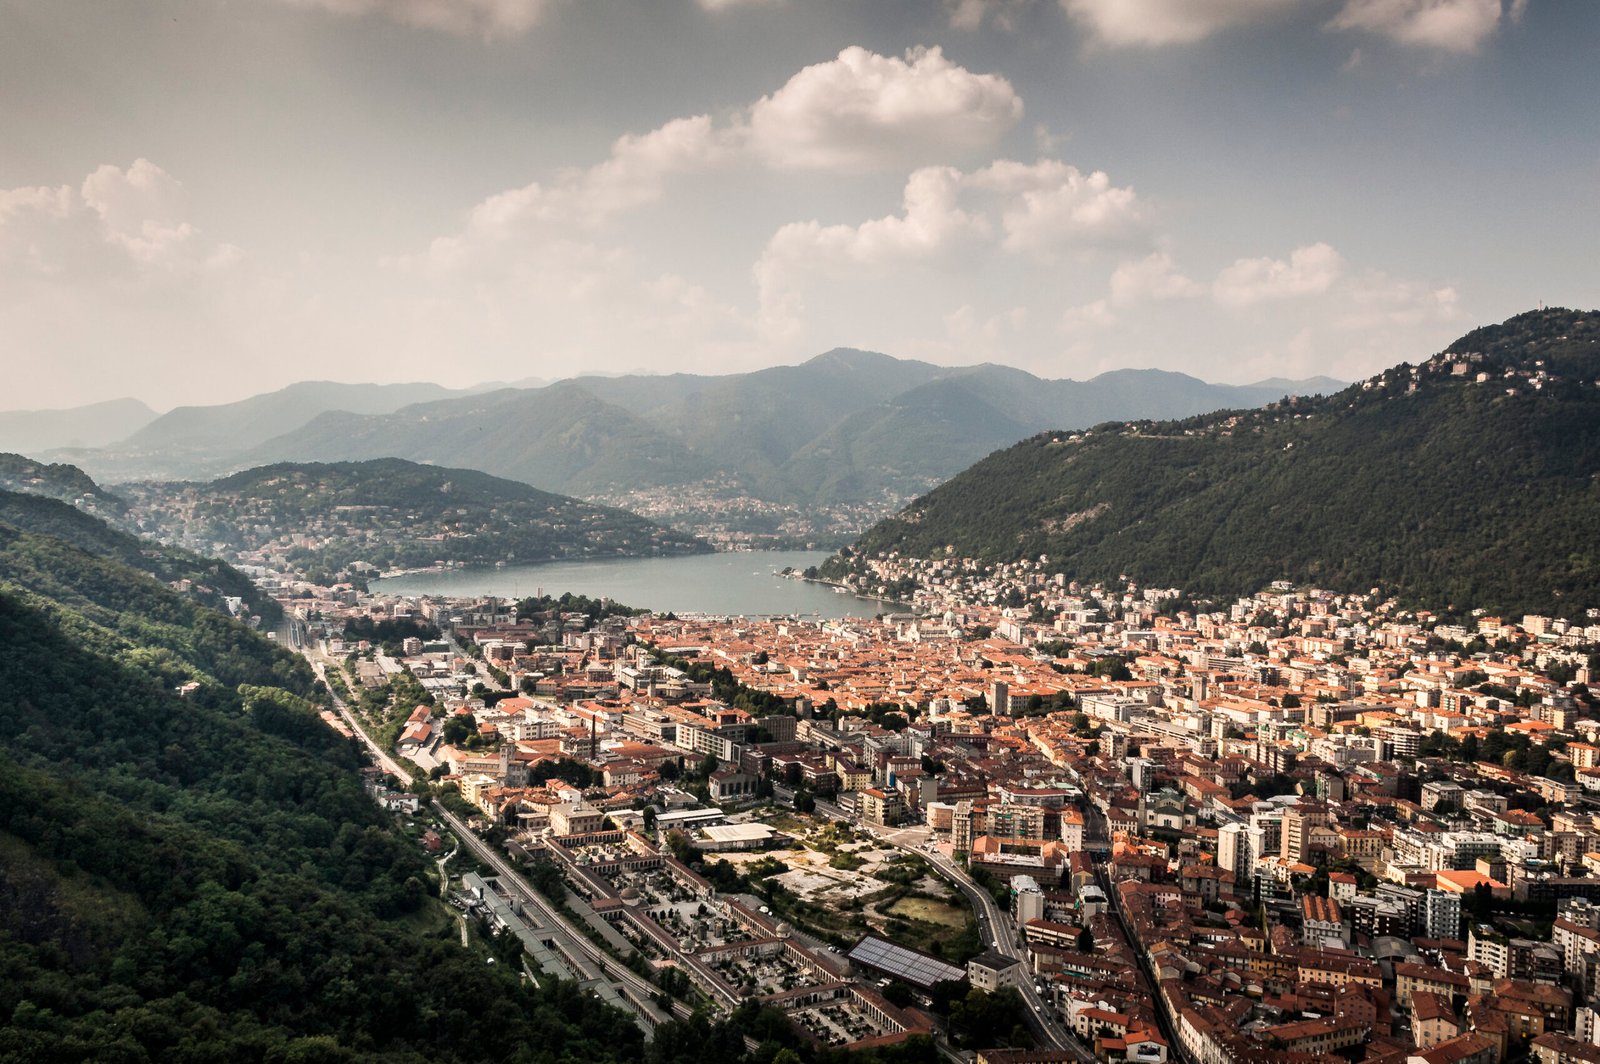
[0, 490, 277, 624]
[215, 352, 1337, 534]
[45, 353, 1337, 541]
[0, 454, 126, 516]
[833, 309, 1600, 617]
[123, 458, 707, 579]
[0, 503, 641, 1062]
[0, 398, 156, 455]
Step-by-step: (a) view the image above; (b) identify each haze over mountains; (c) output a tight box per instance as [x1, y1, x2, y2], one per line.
[25, 352, 1341, 543]
[831, 309, 1600, 617]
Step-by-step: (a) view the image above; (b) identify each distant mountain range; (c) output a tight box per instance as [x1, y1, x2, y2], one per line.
[30, 353, 1341, 541]
[0, 397, 157, 454]
[122, 458, 707, 581]
[831, 309, 1600, 617]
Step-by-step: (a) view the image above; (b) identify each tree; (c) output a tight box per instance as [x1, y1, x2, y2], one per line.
[441, 715, 471, 745]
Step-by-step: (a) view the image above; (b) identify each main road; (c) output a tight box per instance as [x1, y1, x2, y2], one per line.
[305, 648, 672, 1029]
[812, 799, 1091, 1062]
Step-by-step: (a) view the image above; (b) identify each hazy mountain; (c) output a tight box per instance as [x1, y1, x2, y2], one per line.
[832, 309, 1600, 616]
[54, 380, 479, 482]
[237, 351, 1339, 512]
[0, 397, 156, 453]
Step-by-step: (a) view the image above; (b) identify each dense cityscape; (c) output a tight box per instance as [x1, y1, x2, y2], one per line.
[263, 534, 1600, 1064]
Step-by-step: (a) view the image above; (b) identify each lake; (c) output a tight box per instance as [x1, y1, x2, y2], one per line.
[370, 550, 893, 618]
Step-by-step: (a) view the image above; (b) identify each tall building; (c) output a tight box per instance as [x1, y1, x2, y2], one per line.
[1423, 888, 1462, 941]
[990, 679, 1011, 717]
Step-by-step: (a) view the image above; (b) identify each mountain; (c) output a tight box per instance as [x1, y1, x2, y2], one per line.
[123, 458, 708, 580]
[0, 453, 126, 517]
[52, 380, 478, 482]
[0, 497, 643, 1061]
[225, 352, 1339, 535]
[0, 397, 156, 454]
[0, 488, 280, 624]
[832, 309, 1600, 617]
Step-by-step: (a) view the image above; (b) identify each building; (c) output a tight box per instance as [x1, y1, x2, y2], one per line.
[968, 949, 1023, 992]
[1424, 888, 1463, 942]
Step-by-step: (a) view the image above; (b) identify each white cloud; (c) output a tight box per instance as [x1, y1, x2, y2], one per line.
[270, 0, 556, 39]
[754, 157, 1144, 337]
[1328, 0, 1511, 52]
[1060, 298, 1115, 331]
[1109, 252, 1202, 306]
[746, 46, 1023, 171]
[1061, 0, 1298, 47]
[1213, 242, 1346, 306]
[968, 159, 1146, 259]
[404, 115, 725, 272]
[754, 166, 984, 338]
[947, 0, 1035, 30]
[1335, 274, 1461, 328]
[0, 159, 236, 281]
[697, 0, 780, 9]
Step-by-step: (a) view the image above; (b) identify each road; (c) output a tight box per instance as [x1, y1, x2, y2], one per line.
[433, 801, 673, 1021]
[814, 800, 1090, 1061]
[306, 647, 670, 1029]
[309, 655, 415, 784]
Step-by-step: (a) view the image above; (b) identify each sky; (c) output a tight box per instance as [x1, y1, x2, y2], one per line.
[2, 0, 1596, 411]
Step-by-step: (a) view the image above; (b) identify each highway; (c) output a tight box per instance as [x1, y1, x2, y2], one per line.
[306, 647, 671, 1030]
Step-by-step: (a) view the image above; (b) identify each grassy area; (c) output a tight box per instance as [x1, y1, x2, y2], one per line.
[886, 896, 967, 928]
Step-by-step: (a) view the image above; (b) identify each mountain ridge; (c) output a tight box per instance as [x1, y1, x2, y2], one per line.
[829, 308, 1600, 617]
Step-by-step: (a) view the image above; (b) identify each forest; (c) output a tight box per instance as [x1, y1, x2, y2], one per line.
[834, 309, 1600, 617]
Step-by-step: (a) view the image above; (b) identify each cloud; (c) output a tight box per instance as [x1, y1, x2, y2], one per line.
[404, 115, 725, 272]
[754, 157, 1144, 337]
[697, 0, 779, 9]
[1213, 242, 1346, 306]
[1060, 298, 1115, 331]
[270, 0, 556, 39]
[1109, 252, 1202, 306]
[0, 159, 236, 281]
[1335, 274, 1461, 328]
[746, 46, 1023, 171]
[967, 159, 1146, 259]
[1061, 0, 1298, 47]
[1328, 0, 1513, 52]
[947, 0, 1035, 30]
[754, 166, 984, 337]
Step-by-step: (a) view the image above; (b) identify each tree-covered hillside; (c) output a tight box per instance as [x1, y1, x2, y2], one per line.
[833, 309, 1600, 617]
[0, 507, 640, 1062]
[123, 458, 708, 579]
[0, 453, 125, 516]
[0, 489, 277, 625]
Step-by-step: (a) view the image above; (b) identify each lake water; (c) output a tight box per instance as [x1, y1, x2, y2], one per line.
[370, 550, 891, 618]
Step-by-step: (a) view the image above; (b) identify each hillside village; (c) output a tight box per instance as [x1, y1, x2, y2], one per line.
[270, 546, 1600, 1064]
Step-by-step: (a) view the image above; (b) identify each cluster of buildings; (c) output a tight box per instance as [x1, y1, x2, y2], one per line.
[300, 555, 1600, 1064]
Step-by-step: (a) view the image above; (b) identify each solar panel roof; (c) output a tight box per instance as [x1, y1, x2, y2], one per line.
[846, 935, 966, 988]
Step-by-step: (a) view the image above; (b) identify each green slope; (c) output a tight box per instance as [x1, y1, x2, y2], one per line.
[0, 507, 642, 1063]
[0, 489, 278, 625]
[126, 457, 708, 575]
[0, 453, 126, 516]
[835, 309, 1600, 616]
